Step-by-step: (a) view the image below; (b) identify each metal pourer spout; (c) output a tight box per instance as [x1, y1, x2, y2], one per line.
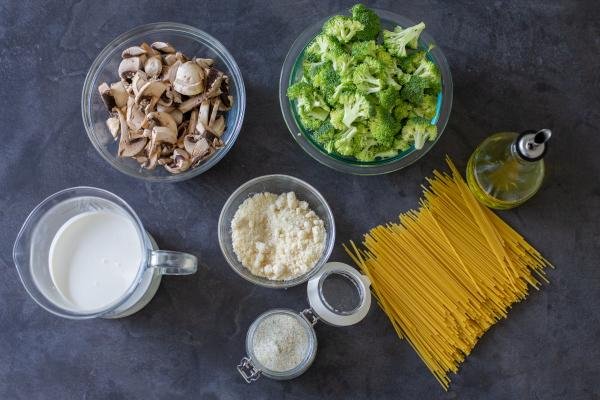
[516, 129, 552, 161]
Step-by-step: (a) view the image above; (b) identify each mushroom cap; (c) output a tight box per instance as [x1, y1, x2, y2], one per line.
[134, 81, 167, 104]
[151, 41, 176, 54]
[165, 148, 191, 174]
[118, 57, 142, 79]
[144, 56, 163, 77]
[173, 61, 205, 96]
[122, 46, 147, 58]
[120, 137, 148, 157]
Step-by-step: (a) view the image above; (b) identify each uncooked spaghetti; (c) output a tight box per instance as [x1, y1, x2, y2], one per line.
[344, 157, 552, 390]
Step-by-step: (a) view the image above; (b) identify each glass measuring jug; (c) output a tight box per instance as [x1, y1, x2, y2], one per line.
[12, 186, 197, 319]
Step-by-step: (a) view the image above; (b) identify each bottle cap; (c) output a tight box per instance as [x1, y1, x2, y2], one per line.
[516, 129, 552, 161]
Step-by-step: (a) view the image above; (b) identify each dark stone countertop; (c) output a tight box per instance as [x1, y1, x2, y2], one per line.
[1, 1, 598, 399]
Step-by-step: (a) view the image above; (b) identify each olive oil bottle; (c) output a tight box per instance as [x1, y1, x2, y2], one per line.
[466, 129, 551, 210]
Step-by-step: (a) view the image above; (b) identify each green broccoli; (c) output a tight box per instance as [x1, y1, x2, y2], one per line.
[401, 116, 437, 149]
[332, 81, 357, 102]
[383, 22, 426, 57]
[352, 63, 383, 94]
[368, 107, 401, 147]
[313, 121, 337, 152]
[312, 61, 341, 104]
[305, 34, 342, 61]
[393, 100, 413, 121]
[393, 137, 411, 152]
[351, 4, 381, 41]
[413, 59, 441, 92]
[323, 16, 364, 43]
[378, 87, 401, 111]
[287, 79, 330, 129]
[330, 52, 353, 76]
[413, 94, 437, 120]
[400, 75, 426, 105]
[350, 40, 379, 62]
[334, 125, 358, 156]
[339, 92, 372, 127]
[329, 108, 345, 130]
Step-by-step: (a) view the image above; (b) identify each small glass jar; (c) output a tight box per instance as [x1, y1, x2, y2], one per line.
[237, 262, 372, 382]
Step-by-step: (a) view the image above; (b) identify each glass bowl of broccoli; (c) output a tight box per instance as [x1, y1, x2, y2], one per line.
[279, 5, 452, 175]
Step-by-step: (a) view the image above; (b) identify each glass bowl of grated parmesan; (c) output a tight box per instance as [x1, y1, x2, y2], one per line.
[218, 174, 336, 288]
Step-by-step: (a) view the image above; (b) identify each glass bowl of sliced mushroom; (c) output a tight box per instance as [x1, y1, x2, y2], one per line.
[82, 23, 246, 182]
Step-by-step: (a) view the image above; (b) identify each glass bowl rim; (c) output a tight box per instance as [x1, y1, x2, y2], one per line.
[278, 8, 453, 175]
[81, 22, 246, 183]
[217, 174, 336, 289]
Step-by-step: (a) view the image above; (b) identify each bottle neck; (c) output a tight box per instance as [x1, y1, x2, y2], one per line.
[510, 142, 539, 166]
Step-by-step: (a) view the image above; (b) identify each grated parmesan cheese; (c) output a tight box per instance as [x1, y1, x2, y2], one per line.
[231, 192, 326, 281]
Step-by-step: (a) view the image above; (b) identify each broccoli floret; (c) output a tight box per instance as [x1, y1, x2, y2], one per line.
[330, 52, 353, 76]
[351, 4, 381, 41]
[400, 75, 426, 105]
[323, 16, 364, 43]
[396, 50, 426, 73]
[287, 79, 330, 128]
[338, 92, 372, 127]
[305, 34, 343, 61]
[313, 121, 337, 152]
[383, 22, 426, 57]
[332, 81, 357, 102]
[329, 108, 345, 130]
[350, 40, 379, 61]
[413, 94, 437, 120]
[401, 116, 437, 149]
[334, 125, 358, 156]
[413, 59, 441, 92]
[368, 107, 401, 147]
[393, 137, 411, 152]
[393, 100, 413, 121]
[376, 48, 396, 70]
[352, 63, 383, 94]
[378, 87, 401, 111]
[312, 61, 341, 104]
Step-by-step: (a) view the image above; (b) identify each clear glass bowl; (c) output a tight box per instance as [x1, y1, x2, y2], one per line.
[279, 9, 453, 175]
[82, 22, 246, 182]
[218, 175, 336, 289]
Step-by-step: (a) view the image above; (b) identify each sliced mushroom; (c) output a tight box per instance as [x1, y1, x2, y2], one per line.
[106, 116, 120, 139]
[144, 56, 162, 77]
[194, 57, 214, 68]
[209, 116, 225, 137]
[197, 100, 210, 132]
[170, 109, 183, 125]
[126, 98, 146, 131]
[131, 71, 148, 96]
[120, 137, 148, 157]
[173, 61, 205, 96]
[165, 148, 191, 174]
[110, 81, 129, 108]
[162, 60, 181, 83]
[163, 53, 178, 66]
[122, 46, 146, 58]
[175, 52, 188, 63]
[157, 103, 175, 113]
[98, 82, 116, 110]
[144, 111, 177, 133]
[118, 57, 142, 80]
[178, 77, 222, 113]
[140, 42, 158, 56]
[151, 126, 177, 146]
[151, 41, 176, 54]
[134, 81, 167, 106]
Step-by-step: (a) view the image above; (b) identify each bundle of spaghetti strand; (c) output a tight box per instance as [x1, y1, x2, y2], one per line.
[344, 157, 552, 390]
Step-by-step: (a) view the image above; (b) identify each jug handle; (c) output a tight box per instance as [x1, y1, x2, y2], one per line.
[149, 250, 197, 275]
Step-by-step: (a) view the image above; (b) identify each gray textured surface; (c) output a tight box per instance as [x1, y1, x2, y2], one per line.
[1, 0, 598, 399]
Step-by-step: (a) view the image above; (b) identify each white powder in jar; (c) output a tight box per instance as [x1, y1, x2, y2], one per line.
[252, 313, 310, 372]
[231, 192, 326, 281]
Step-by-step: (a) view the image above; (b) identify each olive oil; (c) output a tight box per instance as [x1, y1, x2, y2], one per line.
[466, 129, 551, 210]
